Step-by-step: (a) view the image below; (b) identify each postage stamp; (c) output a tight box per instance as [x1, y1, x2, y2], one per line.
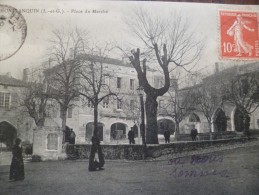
[0, 4, 27, 61]
[219, 10, 259, 60]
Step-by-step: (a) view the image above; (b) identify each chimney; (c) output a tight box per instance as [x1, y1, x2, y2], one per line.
[215, 62, 219, 74]
[23, 68, 29, 82]
[6, 72, 11, 77]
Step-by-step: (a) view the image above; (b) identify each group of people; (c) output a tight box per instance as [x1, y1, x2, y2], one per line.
[9, 125, 199, 180]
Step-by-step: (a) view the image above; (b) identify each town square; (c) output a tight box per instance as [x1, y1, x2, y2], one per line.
[0, 0, 259, 194]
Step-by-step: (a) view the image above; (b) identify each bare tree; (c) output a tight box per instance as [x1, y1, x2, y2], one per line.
[125, 8, 203, 144]
[20, 69, 51, 127]
[44, 28, 87, 141]
[79, 45, 119, 138]
[165, 78, 199, 140]
[78, 45, 120, 171]
[223, 72, 259, 136]
[195, 78, 224, 139]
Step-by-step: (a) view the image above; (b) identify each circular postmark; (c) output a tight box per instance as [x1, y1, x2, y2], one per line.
[0, 4, 27, 61]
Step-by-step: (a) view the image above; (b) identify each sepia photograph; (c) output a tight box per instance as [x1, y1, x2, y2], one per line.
[0, 0, 259, 194]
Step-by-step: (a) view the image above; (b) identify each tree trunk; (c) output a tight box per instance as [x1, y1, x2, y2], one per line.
[209, 121, 213, 140]
[243, 114, 251, 137]
[61, 106, 67, 143]
[145, 95, 158, 144]
[93, 103, 99, 137]
[89, 102, 105, 171]
[175, 120, 180, 141]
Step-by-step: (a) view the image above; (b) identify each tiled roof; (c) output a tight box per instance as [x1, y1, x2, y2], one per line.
[0, 75, 25, 87]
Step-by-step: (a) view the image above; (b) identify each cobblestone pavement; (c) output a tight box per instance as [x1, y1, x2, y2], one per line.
[0, 141, 259, 195]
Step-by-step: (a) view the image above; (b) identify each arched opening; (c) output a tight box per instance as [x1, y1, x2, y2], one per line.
[234, 108, 244, 132]
[157, 119, 175, 135]
[85, 122, 104, 141]
[64, 126, 71, 143]
[213, 109, 227, 132]
[189, 113, 201, 122]
[0, 121, 17, 150]
[110, 123, 127, 140]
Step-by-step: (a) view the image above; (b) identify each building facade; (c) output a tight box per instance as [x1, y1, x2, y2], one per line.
[44, 56, 176, 144]
[178, 62, 259, 140]
[0, 74, 35, 150]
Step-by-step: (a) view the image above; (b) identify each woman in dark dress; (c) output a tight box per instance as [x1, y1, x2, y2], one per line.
[9, 138, 25, 181]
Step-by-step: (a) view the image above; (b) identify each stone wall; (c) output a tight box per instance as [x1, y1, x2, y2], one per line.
[66, 144, 145, 160]
[178, 131, 237, 141]
[65, 137, 257, 160]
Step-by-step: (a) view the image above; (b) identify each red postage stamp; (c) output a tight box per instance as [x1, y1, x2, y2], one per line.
[219, 10, 259, 60]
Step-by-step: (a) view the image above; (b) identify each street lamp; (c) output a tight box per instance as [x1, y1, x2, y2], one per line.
[136, 86, 146, 146]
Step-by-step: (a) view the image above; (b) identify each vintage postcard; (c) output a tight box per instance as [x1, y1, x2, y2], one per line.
[0, 0, 259, 195]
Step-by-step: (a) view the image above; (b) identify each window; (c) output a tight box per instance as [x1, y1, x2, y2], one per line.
[130, 79, 135, 90]
[47, 133, 58, 150]
[103, 76, 110, 85]
[130, 100, 135, 110]
[117, 100, 122, 110]
[68, 107, 73, 118]
[103, 98, 109, 108]
[0, 92, 11, 110]
[159, 100, 164, 109]
[117, 77, 121, 89]
[46, 105, 52, 118]
[87, 100, 94, 108]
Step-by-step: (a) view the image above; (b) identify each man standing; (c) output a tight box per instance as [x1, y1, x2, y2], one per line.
[190, 126, 198, 141]
[164, 129, 170, 143]
[128, 128, 135, 144]
[69, 129, 76, 144]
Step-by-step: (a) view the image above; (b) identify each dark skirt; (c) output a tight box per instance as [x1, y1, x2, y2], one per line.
[10, 157, 25, 181]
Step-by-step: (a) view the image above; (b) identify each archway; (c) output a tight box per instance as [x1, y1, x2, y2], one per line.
[0, 121, 17, 150]
[157, 119, 175, 135]
[188, 113, 201, 133]
[85, 122, 104, 141]
[110, 123, 127, 140]
[234, 108, 244, 132]
[189, 113, 201, 122]
[213, 109, 227, 132]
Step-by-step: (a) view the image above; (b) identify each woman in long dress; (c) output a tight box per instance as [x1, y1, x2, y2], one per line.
[227, 14, 255, 56]
[9, 138, 25, 181]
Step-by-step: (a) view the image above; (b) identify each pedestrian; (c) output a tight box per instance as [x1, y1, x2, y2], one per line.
[190, 126, 198, 141]
[88, 136, 105, 171]
[164, 129, 170, 143]
[9, 138, 25, 181]
[128, 128, 135, 144]
[69, 129, 76, 144]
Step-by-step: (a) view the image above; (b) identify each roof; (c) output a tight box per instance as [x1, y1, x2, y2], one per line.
[0, 75, 26, 87]
[44, 54, 157, 74]
[204, 62, 259, 81]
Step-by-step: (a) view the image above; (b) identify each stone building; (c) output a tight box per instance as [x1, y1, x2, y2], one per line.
[178, 62, 259, 140]
[0, 72, 35, 150]
[44, 55, 176, 144]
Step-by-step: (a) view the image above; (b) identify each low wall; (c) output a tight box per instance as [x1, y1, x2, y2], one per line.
[177, 131, 237, 141]
[65, 137, 257, 160]
[66, 144, 145, 160]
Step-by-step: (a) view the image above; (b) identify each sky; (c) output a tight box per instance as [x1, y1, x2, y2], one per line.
[0, 0, 259, 81]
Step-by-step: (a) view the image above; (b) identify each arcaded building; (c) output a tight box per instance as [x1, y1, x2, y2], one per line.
[0, 73, 35, 150]
[43, 56, 176, 144]
[178, 62, 259, 140]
